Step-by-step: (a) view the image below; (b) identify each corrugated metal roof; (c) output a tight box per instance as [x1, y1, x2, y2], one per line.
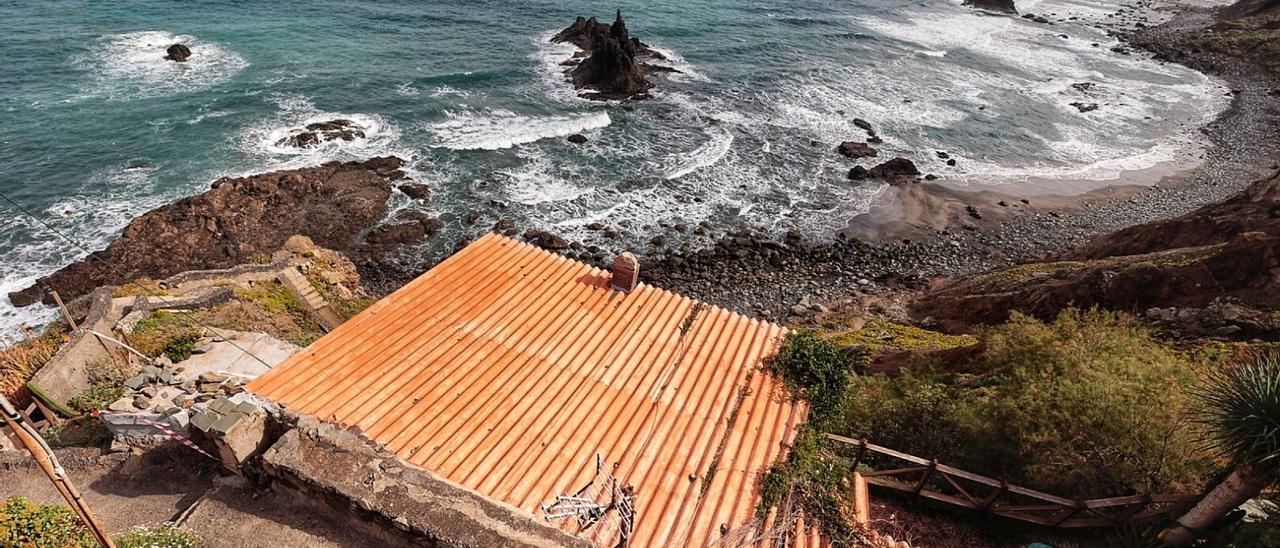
[247, 233, 807, 547]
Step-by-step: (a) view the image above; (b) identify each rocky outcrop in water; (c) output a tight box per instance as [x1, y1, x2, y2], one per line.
[838, 141, 878, 159]
[848, 157, 921, 182]
[164, 43, 191, 62]
[964, 0, 1018, 14]
[9, 158, 411, 307]
[551, 11, 674, 100]
[276, 119, 366, 149]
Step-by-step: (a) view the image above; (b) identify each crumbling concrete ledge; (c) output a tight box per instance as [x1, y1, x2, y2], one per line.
[260, 416, 588, 548]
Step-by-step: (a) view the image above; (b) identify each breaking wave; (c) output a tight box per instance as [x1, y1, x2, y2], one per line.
[427, 110, 611, 150]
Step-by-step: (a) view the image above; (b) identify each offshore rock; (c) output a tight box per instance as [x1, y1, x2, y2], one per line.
[276, 119, 366, 149]
[164, 43, 192, 62]
[551, 10, 674, 100]
[965, 0, 1019, 14]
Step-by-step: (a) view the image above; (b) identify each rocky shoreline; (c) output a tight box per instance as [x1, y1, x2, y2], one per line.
[640, 0, 1280, 321]
[8, 157, 422, 307]
[8, 1, 1277, 327]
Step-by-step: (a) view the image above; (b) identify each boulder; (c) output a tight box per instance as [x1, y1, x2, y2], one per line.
[567, 134, 589, 144]
[964, 0, 1018, 14]
[398, 183, 431, 200]
[869, 157, 921, 180]
[524, 230, 569, 251]
[164, 43, 192, 62]
[837, 141, 879, 159]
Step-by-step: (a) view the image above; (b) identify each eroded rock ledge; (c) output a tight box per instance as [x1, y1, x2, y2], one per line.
[10, 157, 419, 307]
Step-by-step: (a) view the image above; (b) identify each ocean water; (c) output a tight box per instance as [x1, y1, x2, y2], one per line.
[0, 0, 1228, 336]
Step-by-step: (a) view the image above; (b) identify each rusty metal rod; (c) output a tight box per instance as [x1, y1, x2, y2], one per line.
[0, 394, 115, 547]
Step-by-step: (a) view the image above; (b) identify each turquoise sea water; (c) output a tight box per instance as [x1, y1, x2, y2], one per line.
[0, 0, 1227, 334]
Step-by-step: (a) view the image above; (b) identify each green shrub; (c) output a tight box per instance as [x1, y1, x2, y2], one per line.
[66, 358, 136, 414]
[115, 524, 200, 548]
[130, 311, 203, 362]
[766, 330, 858, 429]
[840, 309, 1213, 497]
[0, 496, 95, 548]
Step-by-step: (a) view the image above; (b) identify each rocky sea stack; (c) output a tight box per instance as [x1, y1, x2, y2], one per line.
[551, 10, 676, 100]
[963, 0, 1018, 14]
[164, 43, 192, 62]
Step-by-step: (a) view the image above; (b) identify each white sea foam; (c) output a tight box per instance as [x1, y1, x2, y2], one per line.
[78, 31, 248, 100]
[647, 45, 711, 83]
[427, 110, 611, 150]
[661, 128, 734, 179]
[531, 31, 584, 103]
[0, 165, 175, 340]
[236, 95, 409, 170]
[396, 82, 421, 97]
[187, 110, 233, 125]
[501, 150, 594, 205]
[430, 85, 469, 98]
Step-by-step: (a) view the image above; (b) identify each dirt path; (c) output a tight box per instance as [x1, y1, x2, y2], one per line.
[1, 445, 375, 547]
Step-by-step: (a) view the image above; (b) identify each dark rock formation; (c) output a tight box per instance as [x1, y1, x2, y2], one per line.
[847, 158, 920, 182]
[551, 11, 674, 100]
[910, 171, 1280, 334]
[276, 120, 366, 149]
[964, 0, 1018, 14]
[164, 44, 192, 62]
[9, 158, 410, 307]
[872, 158, 921, 179]
[838, 141, 879, 159]
[398, 183, 431, 200]
[523, 230, 569, 251]
[1070, 102, 1099, 113]
[567, 134, 589, 144]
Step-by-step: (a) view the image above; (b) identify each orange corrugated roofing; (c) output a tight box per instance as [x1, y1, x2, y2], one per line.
[247, 233, 807, 546]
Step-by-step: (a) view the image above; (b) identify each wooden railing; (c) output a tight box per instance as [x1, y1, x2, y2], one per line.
[826, 434, 1199, 529]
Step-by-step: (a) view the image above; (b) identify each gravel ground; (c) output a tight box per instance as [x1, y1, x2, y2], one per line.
[0, 445, 377, 547]
[643, 1, 1280, 323]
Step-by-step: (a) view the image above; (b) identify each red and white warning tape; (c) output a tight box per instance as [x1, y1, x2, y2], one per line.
[92, 409, 222, 465]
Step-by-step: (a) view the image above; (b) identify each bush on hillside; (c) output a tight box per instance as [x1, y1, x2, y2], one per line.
[840, 309, 1213, 497]
[766, 330, 858, 429]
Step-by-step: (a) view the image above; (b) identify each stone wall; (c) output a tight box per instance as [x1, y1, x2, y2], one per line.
[258, 414, 588, 548]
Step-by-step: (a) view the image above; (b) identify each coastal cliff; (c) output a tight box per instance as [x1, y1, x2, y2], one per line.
[910, 171, 1280, 336]
[9, 158, 409, 307]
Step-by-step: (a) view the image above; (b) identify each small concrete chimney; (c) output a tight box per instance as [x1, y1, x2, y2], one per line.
[611, 252, 639, 292]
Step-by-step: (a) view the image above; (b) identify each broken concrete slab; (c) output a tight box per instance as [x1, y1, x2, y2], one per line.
[213, 411, 268, 468]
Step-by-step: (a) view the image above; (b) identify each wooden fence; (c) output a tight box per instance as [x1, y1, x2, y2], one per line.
[826, 434, 1199, 529]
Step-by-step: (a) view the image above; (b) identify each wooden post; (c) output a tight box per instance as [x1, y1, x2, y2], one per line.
[914, 459, 938, 494]
[49, 291, 77, 330]
[0, 395, 114, 547]
[852, 438, 868, 469]
[852, 472, 871, 526]
[979, 480, 1008, 511]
